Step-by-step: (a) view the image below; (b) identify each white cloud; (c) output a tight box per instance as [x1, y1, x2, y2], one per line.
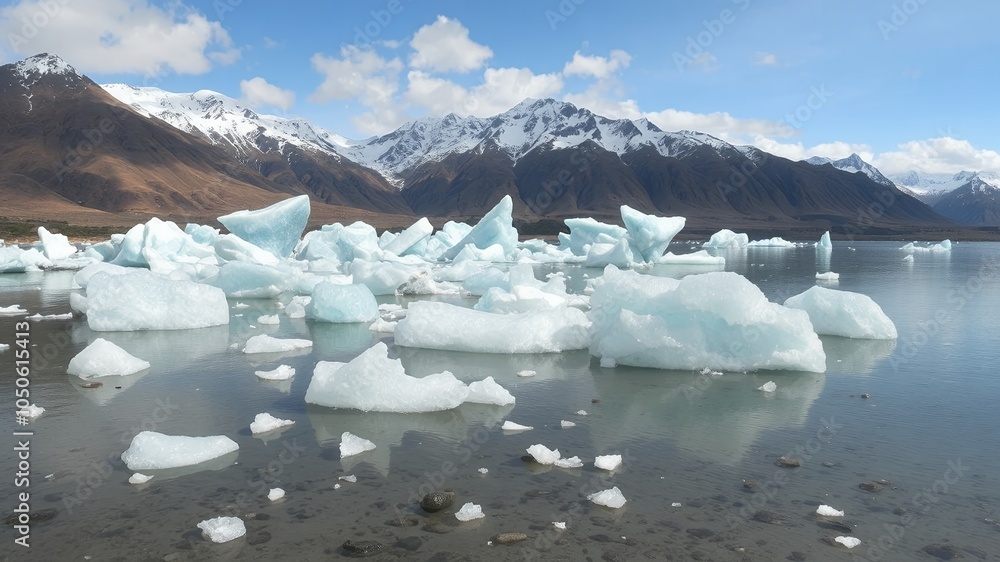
[644, 109, 796, 141]
[563, 49, 631, 79]
[754, 51, 778, 66]
[409, 16, 492, 73]
[872, 137, 1000, 175]
[749, 137, 873, 162]
[263, 36, 280, 49]
[240, 77, 295, 111]
[0, 0, 238, 75]
[405, 67, 563, 118]
[309, 46, 407, 135]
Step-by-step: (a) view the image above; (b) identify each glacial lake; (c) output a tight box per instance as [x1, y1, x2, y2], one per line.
[1, 241, 998, 561]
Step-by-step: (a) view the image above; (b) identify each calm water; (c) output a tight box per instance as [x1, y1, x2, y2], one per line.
[1, 241, 998, 561]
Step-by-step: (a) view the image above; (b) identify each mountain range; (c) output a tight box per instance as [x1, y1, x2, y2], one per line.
[3, 53, 991, 236]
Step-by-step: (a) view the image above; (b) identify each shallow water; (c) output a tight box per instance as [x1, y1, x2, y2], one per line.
[1, 241, 999, 561]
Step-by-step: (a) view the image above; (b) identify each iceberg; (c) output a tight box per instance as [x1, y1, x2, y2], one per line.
[816, 231, 833, 251]
[250, 412, 294, 434]
[815, 272, 840, 281]
[620, 205, 686, 262]
[197, 516, 246, 543]
[0, 246, 51, 273]
[502, 421, 533, 431]
[268, 488, 285, 501]
[747, 237, 797, 248]
[340, 431, 376, 457]
[214, 233, 279, 266]
[243, 335, 313, 354]
[465, 376, 515, 406]
[589, 266, 826, 372]
[0, 304, 28, 316]
[349, 259, 413, 295]
[526, 444, 561, 465]
[835, 536, 861, 549]
[67, 339, 150, 378]
[758, 381, 777, 393]
[585, 237, 634, 268]
[121, 431, 239, 470]
[594, 454, 622, 471]
[395, 301, 590, 354]
[305, 342, 469, 412]
[562, 218, 628, 256]
[455, 502, 484, 521]
[784, 286, 897, 339]
[443, 195, 518, 260]
[901, 239, 951, 253]
[383, 217, 433, 256]
[255, 365, 295, 380]
[37, 226, 77, 260]
[217, 195, 310, 259]
[203, 262, 288, 298]
[816, 504, 844, 517]
[703, 229, 749, 249]
[86, 270, 229, 331]
[587, 487, 627, 509]
[307, 282, 378, 323]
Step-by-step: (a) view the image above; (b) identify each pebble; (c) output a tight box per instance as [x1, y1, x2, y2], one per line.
[420, 490, 455, 513]
[752, 510, 784, 525]
[858, 481, 884, 493]
[777, 456, 801, 468]
[342, 540, 385, 557]
[494, 532, 528, 544]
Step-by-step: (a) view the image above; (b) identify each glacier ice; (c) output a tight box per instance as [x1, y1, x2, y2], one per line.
[255, 365, 295, 380]
[197, 516, 246, 543]
[455, 502, 484, 521]
[268, 488, 285, 501]
[0, 246, 51, 273]
[901, 239, 951, 253]
[340, 431, 376, 457]
[305, 342, 469, 412]
[554, 456, 583, 468]
[37, 226, 77, 260]
[835, 536, 861, 549]
[16, 404, 44, 419]
[816, 504, 844, 517]
[784, 286, 897, 339]
[620, 205, 686, 262]
[562, 218, 628, 256]
[758, 381, 777, 393]
[560, 420, 576, 428]
[815, 271, 840, 281]
[443, 195, 518, 260]
[218, 195, 310, 259]
[526, 444, 561, 465]
[128, 473, 153, 484]
[67, 338, 150, 378]
[307, 282, 378, 323]
[502, 421, 533, 431]
[589, 266, 826, 372]
[243, 335, 313, 354]
[587, 487, 627, 509]
[395, 301, 590, 354]
[594, 454, 622, 471]
[121, 431, 239, 470]
[703, 229, 749, 249]
[816, 231, 833, 251]
[465, 376, 515, 406]
[203, 262, 288, 298]
[250, 412, 294, 434]
[747, 237, 797, 248]
[86, 270, 229, 331]
[383, 217, 433, 256]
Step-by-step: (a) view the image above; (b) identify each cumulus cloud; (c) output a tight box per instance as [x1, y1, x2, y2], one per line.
[409, 16, 492, 73]
[405, 67, 563, 118]
[0, 0, 238, 75]
[563, 49, 631, 79]
[872, 137, 1000, 175]
[754, 51, 778, 66]
[309, 46, 407, 135]
[240, 77, 294, 111]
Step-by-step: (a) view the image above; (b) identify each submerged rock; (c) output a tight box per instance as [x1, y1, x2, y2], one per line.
[342, 540, 385, 557]
[921, 543, 963, 560]
[494, 532, 528, 544]
[752, 510, 784, 525]
[777, 456, 801, 468]
[858, 481, 884, 493]
[420, 490, 455, 513]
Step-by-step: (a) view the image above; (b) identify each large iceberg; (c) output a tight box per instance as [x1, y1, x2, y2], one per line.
[121, 431, 239, 470]
[703, 229, 749, 249]
[86, 270, 229, 331]
[620, 205, 686, 262]
[395, 301, 590, 353]
[383, 217, 433, 256]
[37, 226, 77, 260]
[203, 262, 288, 298]
[307, 282, 378, 323]
[561, 218, 628, 256]
[443, 195, 518, 261]
[816, 231, 833, 251]
[784, 286, 897, 339]
[218, 195, 310, 259]
[589, 266, 826, 372]
[305, 342, 470, 412]
[67, 338, 150, 378]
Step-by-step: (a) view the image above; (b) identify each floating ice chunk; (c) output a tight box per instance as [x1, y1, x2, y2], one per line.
[834, 536, 861, 549]
[563, 218, 628, 256]
[816, 231, 833, 251]
[703, 229, 749, 249]
[350, 259, 413, 295]
[284, 295, 310, 318]
[576, 410, 587, 416]
[816, 504, 844, 517]
[244, 335, 312, 354]
[554, 456, 583, 468]
[516, 370, 536, 377]
[26, 312, 74, 321]
[526, 444, 561, 465]
[214, 233, 280, 266]
[0, 246, 51, 273]
[121, 431, 239, 470]
[395, 301, 590, 354]
[128, 473, 153, 484]
[257, 314, 279, 325]
[620, 205, 686, 262]
[560, 420, 576, 428]
[901, 240, 951, 253]
[37, 226, 77, 260]
[16, 404, 44, 419]
[0, 343, 9, 352]
[255, 365, 295, 380]
[585, 237, 634, 268]
[218, 195, 310, 259]
[369, 318, 397, 333]
[197, 516, 246, 543]
[86, 270, 229, 331]
[308, 282, 378, 323]
[587, 487, 627, 509]
[306, 342, 469, 412]
[340, 431, 376, 457]
[338, 475, 357, 483]
[443, 196, 518, 260]
[67, 338, 150, 379]
[384, 217, 433, 256]
[671, 502, 682, 507]
[502, 421, 533, 431]
[902, 254, 914, 263]
[0, 304, 28, 316]
[396, 270, 462, 296]
[250, 413, 294, 434]
[758, 381, 777, 393]
[553, 521, 567, 530]
[747, 237, 797, 248]
[455, 502, 485, 521]
[478, 468, 489, 475]
[268, 488, 285, 501]
[476, 284, 567, 314]
[784, 286, 897, 339]
[589, 267, 826, 372]
[658, 251, 725, 266]
[815, 272, 840, 281]
[465, 377, 515, 406]
[203, 262, 287, 298]
[594, 455, 622, 471]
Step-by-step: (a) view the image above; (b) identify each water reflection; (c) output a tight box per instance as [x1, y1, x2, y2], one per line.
[821, 336, 896, 374]
[70, 323, 231, 371]
[395, 346, 591, 383]
[309, 322, 378, 361]
[70, 371, 150, 405]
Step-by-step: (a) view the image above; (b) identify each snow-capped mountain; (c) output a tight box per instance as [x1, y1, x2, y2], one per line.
[805, 153, 895, 187]
[889, 170, 1000, 200]
[890, 171, 1000, 225]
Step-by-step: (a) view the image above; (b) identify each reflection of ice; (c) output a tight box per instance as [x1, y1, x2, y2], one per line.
[70, 371, 149, 405]
[38, 270, 78, 307]
[820, 336, 896, 375]
[70, 324, 231, 372]
[309, 322, 377, 361]
[395, 346, 591, 384]
[306, 405, 471, 476]
[587, 366, 825, 465]
[129, 450, 239, 482]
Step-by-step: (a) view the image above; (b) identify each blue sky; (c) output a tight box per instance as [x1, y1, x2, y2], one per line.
[2, 0, 998, 174]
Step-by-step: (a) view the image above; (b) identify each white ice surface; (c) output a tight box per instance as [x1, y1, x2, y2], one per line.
[784, 286, 897, 339]
[835, 536, 861, 549]
[86, 270, 228, 331]
[197, 516, 246, 543]
[121, 431, 239, 470]
[816, 504, 844, 517]
[268, 488, 285, 501]
[455, 502, 484, 521]
[587, 487, 627, 509]
[703, 229, 749, 249]
[526, 444, 561, 464]
[250, 413, 294, 434]
[243, 335, 313, 354]
[340, 431, 376, 457]
[443, 195, 518, 261]
[465, 376, 516, 406]
[67, 338, 150, 379]
[594, 454, 622, 471]
[308, 282, 378, 323]
[502, 421, 533, 431]
[37, 226, 77, 260]
[218, 195, 310, 259]
[255, 365, 295, 380]
[758, 381, 777, 393]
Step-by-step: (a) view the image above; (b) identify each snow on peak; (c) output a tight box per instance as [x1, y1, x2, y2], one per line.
[11, 53, 77, 86]
[890, 169, 1000, 197]
[804, 153, 894, 187]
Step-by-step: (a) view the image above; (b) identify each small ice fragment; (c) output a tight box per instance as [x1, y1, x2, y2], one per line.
[338, 475, 357, 483]
[340, 432, 376, 457]
[466, 376, 515, 406]
[16, 404, 45, 419]
[903, 255, 914, 263]
[243, 335, 312, 354]
[817, 504, 845, 517]
[257, 314, 280, 325]
[560, 420, 576, 428]
[234, 303, 249, 309]
[576, 410, 588, 416]
[502, 420, 533, 431]
[67, 338, 150, 378]
[478, 468, 489, 475]
[254, 365, 295, 380]
[587, 487, 627, 509]
[815, 271, 840, 281]
[250, 412, 294, 434]
[554, 456, 583, 468]
[455, 502, 484, 521]
[334, 483, 342, 490]
[197, 516, 246, 543]
[700, 367, 722, 376]
[516, 370, 536, 377]
[0, 304, 29, 316]
[671, 502, 682, 507]
[758, 381, 777, 393]
[552, 521, 566, 530]
[594, 454, 622, 471]
[121, 432, 238, 470]
[526, 444, 561, 465]
[267, 488, 285, 501]
[835, 536, 861, 549]
[128, 473, 153, 484]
